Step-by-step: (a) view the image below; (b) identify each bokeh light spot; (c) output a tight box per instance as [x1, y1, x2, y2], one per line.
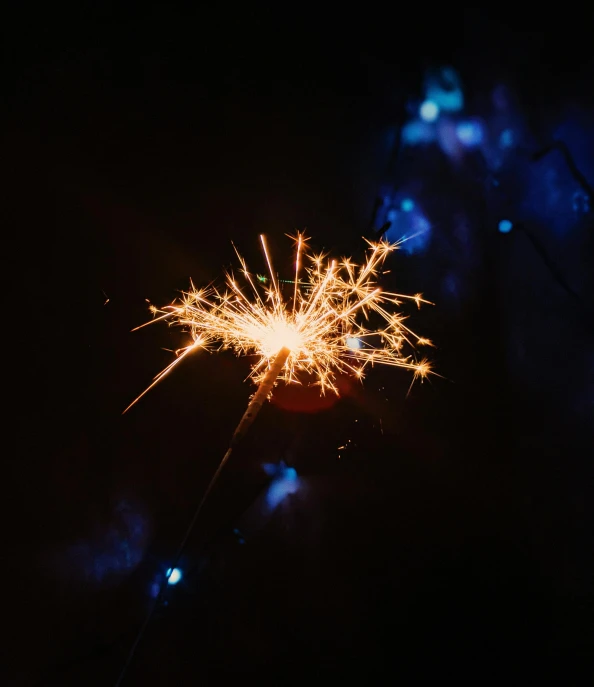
[455, 120, 484, 146]
[401, 119, 437, 145]
[498, 219, 513, 233]
[572, 190, 591, 214]
[419, 100, 439, 122]
[425, 66, 464, 112]
[166, 568, 182, 585]
[499, 128, 514, 148]
[265, 463, 300, 511]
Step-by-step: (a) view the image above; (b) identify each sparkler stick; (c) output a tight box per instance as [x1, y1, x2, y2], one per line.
[115, 349, 290, 687]
[228, 346, 291, 448]
[176, 346, 290, 540]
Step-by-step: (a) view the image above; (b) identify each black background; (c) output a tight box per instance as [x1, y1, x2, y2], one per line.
[5, 6, 594, 685]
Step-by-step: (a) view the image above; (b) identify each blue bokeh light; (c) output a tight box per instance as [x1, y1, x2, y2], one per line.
[346, 336, 361, 350]
[385, 212, 431, 255]
[262, 462, 299, 511]
[401, 119, 437, 146]
[499, 128, 514, 148]
[572, 189, 591, 214]
[419, 100, 439, 123]
[436, 120, 461, 158]
[498, 219, 513, 233]
[166, 567, 182, 585]
[379, 192, 431, 255]
[455, 120, 484, 147]
[424, 66, 464, 112]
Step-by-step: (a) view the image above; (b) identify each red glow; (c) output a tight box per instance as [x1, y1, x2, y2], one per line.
[272, 373, 355, 413]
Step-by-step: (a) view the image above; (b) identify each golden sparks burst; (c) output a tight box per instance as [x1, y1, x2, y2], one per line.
[125, 233, 433, 412]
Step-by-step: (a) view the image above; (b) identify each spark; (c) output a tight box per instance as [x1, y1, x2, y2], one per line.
[125, 233, 434, 411]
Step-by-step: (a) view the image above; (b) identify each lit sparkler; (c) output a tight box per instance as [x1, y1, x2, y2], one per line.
[115, 234, 434, 686]
[125, 232, 433, 413]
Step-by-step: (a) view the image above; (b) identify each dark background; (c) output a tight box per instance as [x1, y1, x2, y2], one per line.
[5, 6, 594, 685]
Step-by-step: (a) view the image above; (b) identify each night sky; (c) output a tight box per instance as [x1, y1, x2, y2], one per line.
[5, 7, 594, 685]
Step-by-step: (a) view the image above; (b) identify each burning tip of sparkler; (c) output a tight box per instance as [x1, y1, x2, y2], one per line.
[125, 232, 435, 411]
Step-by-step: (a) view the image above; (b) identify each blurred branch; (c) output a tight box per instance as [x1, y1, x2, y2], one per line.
[532, 140, 593, 201]
[517, 226, 586, 308]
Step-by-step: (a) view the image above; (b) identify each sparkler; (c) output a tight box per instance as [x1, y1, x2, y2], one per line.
[115, 234, 433, 686]
[125, 232, 433, 414]
[124, 231, 434, 515]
